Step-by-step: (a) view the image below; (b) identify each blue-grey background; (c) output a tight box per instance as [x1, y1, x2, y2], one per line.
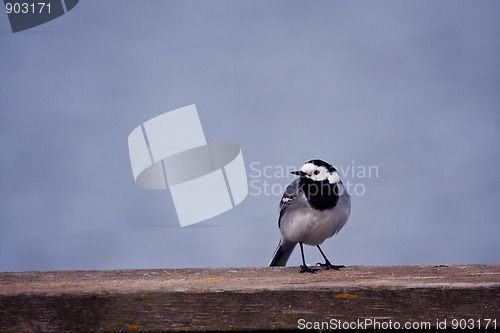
[1, 1, 499, 272]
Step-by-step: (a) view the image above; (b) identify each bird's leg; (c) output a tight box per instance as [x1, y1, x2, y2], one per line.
[299, 243, 319, 273]
[316, 245, 345, 270]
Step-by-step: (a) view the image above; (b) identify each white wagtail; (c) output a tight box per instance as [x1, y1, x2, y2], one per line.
[269, 159, 351, 273]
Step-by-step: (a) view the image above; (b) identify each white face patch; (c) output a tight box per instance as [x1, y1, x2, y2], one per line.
[299, 162, 340, 184]
[300, 163, 317, 174]
[327, 171, 340, 184]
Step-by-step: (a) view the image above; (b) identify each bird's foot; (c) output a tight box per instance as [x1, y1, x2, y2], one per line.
[300, 265, 319, 273]
[316, 260, 345, 270]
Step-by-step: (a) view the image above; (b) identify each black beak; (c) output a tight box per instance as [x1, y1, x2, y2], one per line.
[291, 170, 305, 176]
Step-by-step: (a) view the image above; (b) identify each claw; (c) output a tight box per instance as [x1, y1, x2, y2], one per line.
[316, 261, 345, 270]
[300, 265, 319, 273]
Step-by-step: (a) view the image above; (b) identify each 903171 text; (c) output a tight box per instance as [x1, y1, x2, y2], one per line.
[5, 2, 51, 14]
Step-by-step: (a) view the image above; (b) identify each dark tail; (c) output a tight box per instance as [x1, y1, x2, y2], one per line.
[269, 240, 297, 266]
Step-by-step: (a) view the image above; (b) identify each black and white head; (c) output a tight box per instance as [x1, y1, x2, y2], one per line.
[291, 159, 340, 184]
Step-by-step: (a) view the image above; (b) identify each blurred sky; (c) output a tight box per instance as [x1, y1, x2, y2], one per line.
[1, 1, 499, 272]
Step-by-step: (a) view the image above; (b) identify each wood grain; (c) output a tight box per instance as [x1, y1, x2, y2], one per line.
[1, 265, 499, 332]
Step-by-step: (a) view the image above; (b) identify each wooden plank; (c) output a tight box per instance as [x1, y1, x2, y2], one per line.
[0, 265, 499, 332]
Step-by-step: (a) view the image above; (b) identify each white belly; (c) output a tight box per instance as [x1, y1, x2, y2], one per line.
[280, 193, 350, 245]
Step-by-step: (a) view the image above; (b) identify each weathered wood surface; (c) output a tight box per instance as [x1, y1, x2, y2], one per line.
[0, 265, 499, 332]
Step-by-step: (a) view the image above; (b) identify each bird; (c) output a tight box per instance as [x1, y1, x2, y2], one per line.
[269, 159, 351, 273]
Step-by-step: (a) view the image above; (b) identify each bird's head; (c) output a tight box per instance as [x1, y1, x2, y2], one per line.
[291, 159, 340, 184]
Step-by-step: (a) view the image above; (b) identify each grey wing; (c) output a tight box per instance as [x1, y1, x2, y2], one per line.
[278, 179, 300, 228]
[331, 182, 352, 235]
[271, 179, 301, 266]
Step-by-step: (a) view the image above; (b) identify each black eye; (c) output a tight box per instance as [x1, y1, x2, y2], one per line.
[313, 170, 320, 175]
